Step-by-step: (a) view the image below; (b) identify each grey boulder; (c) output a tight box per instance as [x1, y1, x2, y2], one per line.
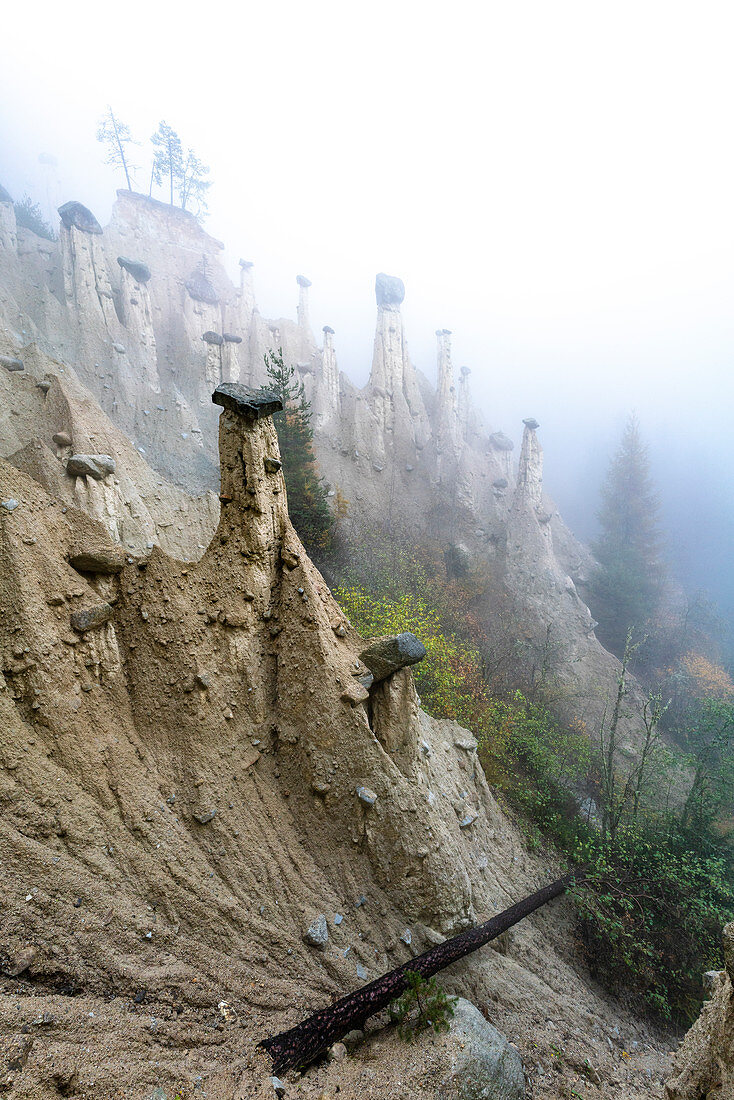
[66, 454, 116, 480]
[117, 256, 151, 283]
[375, 272, 405, 310]
[69, 545, 126, 575]
[303, 914, 328, 948]
[212, 384, 282, 421]
[185, 268, 219, 305]
[360, 633, 426, 684]
[58, 201, 102, 235]
[489, 431, 514, 452]
[438, 999, 525, 1100]
[70, 603, 113, 633]
[1, 355, 24, 372]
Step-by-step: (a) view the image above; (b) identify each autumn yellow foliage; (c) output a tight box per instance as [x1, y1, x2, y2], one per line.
[680, 651, 734, 701]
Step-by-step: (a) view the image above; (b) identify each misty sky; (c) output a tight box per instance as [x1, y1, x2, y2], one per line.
[1, 1, 733, 625]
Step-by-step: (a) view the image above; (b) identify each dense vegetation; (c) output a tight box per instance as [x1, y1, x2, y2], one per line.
[335, 532, 734, 1026]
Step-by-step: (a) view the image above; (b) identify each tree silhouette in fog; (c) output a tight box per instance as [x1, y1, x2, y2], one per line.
[590, 414, 664, 656]
[97, 107, 137, 191]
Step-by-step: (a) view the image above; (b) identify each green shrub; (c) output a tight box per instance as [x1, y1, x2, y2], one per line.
[13, 195, 56, 240]
[571, 825, 734, 1022]
[389, 970, 457, 1040]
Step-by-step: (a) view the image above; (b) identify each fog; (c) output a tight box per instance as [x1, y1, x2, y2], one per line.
[2, 1, 733, 637]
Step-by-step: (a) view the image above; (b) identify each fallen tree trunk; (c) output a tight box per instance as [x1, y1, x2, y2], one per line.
[261, 869, 582, 1075]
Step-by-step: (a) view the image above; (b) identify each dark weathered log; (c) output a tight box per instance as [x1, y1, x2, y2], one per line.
[260, 870, 582, 1075]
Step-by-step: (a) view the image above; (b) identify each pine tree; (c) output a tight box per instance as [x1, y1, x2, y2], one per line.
[261, 348, 333, 553]
[97, 107, 137, 191]
[150, 123, 211, 218]
[151, 121, 183, 207]
[179, 150, 211, 216]
[590, 414, 664, 656]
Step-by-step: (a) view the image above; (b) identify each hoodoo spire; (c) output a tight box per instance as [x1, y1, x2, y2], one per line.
[238, 259, 256, 329]
[296, 274, 312, 329]
[367, 273, 430, 468]
[313, 324, 339, 430]
[516, 418, 543, 509]
[212, 384, 289, 570]
[435, 328, 458, 464]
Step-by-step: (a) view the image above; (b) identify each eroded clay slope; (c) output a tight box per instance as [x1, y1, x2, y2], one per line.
[0, 328, 218, 559]
[0, 387, 670, 1099]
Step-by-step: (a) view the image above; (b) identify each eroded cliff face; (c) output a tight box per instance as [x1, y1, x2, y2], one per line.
[0, 182, 655, 792]
[0, 383, 671, 1099]
[665, 925, 734, 1100]
[0, 337, 218, 560]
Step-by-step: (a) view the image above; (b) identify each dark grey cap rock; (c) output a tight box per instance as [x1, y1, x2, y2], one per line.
[492, 477, 508, 489]
[66, 454, 116, 480]
[489, 431, 514, 452]
[375, 272, 405, 309]
[58, 201, 102, 235]
[523, 417, 540, 430]
[117, 256, 151, 283]
[185, 268, 219, 304]
[296, 275, 312, 288]
[323, 325, 335, 335]
[202, 331, 224, 346]
[239, 258, 254, 270]
[1, 356, 24, 372]
[223, 333, 242, 343]
[360, 632, 426, 684]
[212, 384, 282, 420]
